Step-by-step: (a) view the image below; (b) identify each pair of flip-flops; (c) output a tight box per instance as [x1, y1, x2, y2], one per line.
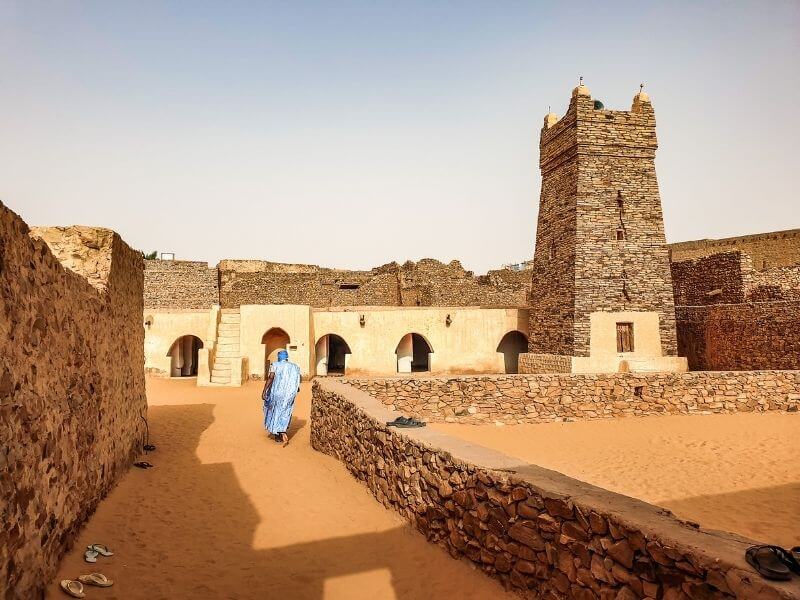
[60, 573, 113, 598]
[386, 416, 426, 428]
[84, 544, 113, 563]
[745, 545, 800, 581]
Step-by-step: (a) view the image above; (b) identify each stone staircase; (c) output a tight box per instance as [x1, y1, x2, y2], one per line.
[211, 309, 241, 385]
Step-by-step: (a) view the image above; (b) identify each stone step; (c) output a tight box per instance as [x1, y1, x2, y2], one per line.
[216, 349, 239, 357]
[211, 375, 230, 384]
[214, 357, 231, 365]
[212, 368, 230, 378]
[217, 341, 240, 348]
[218, 323, 240, 332]
[220, 314, 241, 323]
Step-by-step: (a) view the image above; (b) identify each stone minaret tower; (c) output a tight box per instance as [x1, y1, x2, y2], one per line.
[528, 83, 678, 359]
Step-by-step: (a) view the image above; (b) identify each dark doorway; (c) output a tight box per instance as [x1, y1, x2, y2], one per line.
[168, 335, 204, 377]
[327, 334, 350, 375]
[262, 328, 290, 375]
[496, 331, 528, 374]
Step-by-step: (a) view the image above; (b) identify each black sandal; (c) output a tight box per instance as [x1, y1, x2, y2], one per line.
[745, 545, 792, 580]
[386, 416, 426, 428]
[133, 461, 154, 469]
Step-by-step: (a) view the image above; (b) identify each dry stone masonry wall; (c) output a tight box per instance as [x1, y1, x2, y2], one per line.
[0, 202, 146, 599]
[312, 379, 800, 599]
[144, 259, 219, 309]
[343, 372, 800, 425]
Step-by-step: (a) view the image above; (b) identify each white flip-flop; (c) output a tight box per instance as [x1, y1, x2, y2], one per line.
[83, 549, 98, 563]
[87, 543, 114, 556]
[60, 579, 85, 598]
[78, 572, 114, 587]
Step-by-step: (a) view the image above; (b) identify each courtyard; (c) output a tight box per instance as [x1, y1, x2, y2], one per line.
[45, 378, 507, 600]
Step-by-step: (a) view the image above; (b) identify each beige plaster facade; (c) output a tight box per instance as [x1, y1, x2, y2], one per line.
[144, 305, 529, 381]
[571, 311, 688, 374]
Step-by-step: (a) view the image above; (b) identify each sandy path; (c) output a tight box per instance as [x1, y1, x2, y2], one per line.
[47, 378, 507, 600]
[433, 412, 800, 548]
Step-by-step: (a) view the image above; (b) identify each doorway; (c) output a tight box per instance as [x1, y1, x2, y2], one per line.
[496, 331, 528, 374]
[396, 333, 433, 373]
[262, 328, 290, 375]
[315, 334, 351, 376]
[167, 335, 203, 377]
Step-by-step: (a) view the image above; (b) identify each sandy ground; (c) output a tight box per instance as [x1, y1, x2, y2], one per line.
[48, 378, 508, 600]
[433, 412, 800, 548]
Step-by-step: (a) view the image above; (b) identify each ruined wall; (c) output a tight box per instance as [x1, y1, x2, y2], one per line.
[529, 88, 678, 357]
[670, 252, 745, 306]
[218, 259, 530, 309]
[669, 228, 800, 269]
[677, 302, 800, 371]
[312, 379, 798, 599]
[1, 203, 146, 599]
[144, 259, 219, 310]
[344, 371, 799, 425]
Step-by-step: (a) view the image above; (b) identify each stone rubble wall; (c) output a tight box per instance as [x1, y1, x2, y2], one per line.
[0, 202, 147, 599]
[518, 353, 572, 374]
[677, 302, 800, 371]
[144, 259, 219, 309]
[670, 252, 745, 306]
[217, 258, 530, 309]
[342, 372, 799, 425]
[669, 228, 800, 270]
[311, 379, 799, 600]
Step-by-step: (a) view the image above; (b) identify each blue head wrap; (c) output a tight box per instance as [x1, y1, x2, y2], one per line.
[277, 350, 289, 361]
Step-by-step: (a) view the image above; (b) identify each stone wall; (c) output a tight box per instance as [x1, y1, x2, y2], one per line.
[677, 302, 800, 371]
[518, 353, 572, 374]
[670, 252, 745, 306]
[144, 259, 219, 309]
[218, 258, 530, 309]
[669, 228, 800, 270]
[343, 371, 799, 425]
[529, 87, 678, 358]
[1, 202, 146, 599]
[311, 379, 799, 599]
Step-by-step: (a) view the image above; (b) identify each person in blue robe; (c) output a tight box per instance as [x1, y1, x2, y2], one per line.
[262, 350, 301, 446]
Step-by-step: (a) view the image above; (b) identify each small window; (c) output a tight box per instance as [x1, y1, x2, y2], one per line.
[616, 322, 634, 353]
[616, 228, 626, 241]
[339, 283, 360, 290]
[616, 191, 624, 210]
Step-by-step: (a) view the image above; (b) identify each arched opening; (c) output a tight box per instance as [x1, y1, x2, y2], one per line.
[395, 333, 433, 373]
[496, 331, 528, 374]
[262, 327, 290, 375]
[167, 335, 203, 377]
[315, 334, 351, 376]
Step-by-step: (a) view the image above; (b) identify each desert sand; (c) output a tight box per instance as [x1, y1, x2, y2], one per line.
[47, 378, 508, 600]
[433, 412, 800, 548]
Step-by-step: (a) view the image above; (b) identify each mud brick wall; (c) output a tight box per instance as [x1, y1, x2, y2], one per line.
[529, 88, 678, 358]
[218, 259, 530, 309]
[343, 372, 800, 425]
[312, 379, 799, 599]
[0, 202, 146, 599]
[677, 302, 800, 371]
[144, 259, 219, 309]
[518, 353, 571, 374]
[669, 228, 800, 270]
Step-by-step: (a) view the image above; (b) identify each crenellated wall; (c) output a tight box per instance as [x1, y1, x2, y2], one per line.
[0, 202, 146, 599]
[311, 379, 800, 599]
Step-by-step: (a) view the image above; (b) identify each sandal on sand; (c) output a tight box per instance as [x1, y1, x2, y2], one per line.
[78, 573, 114, 587]
[83, 549, 99, 563]
[745, 546, 792, 580]
[60, 580, 85, 598]
[134, 461, 153, 469]
[87, 544, 114, 556]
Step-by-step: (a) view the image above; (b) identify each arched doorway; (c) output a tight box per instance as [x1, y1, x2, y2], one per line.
[396, 333, 433, 373]
[497, 331, 528, 374]
[315, 334, 351, 376]
[167, 335, 203, 377]
[262, 328, 290, 375]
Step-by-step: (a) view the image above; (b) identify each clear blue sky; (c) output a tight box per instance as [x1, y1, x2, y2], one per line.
[1, 1, 798, 273]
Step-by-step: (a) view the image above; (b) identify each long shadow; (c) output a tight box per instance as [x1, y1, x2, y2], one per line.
[46, 399, 503, 600]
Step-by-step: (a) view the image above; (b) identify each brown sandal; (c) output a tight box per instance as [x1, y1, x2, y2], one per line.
[78, 572, 114, 587]
[60, 580, 85, 598]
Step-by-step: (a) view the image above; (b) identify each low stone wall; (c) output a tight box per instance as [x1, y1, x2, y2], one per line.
[1, 203, 147, 598]
[343, 372, 800, 424]
[311, 379, 800, 599]
[518, 353, 572, 374]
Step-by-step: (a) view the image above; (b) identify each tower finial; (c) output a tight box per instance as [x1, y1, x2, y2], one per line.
[640, 83, 644, 93]
[579, 76, 583, 86]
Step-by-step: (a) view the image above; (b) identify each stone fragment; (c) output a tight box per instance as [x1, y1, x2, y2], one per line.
[607, 539, 634, 569]
[508, 522, 546, 551]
